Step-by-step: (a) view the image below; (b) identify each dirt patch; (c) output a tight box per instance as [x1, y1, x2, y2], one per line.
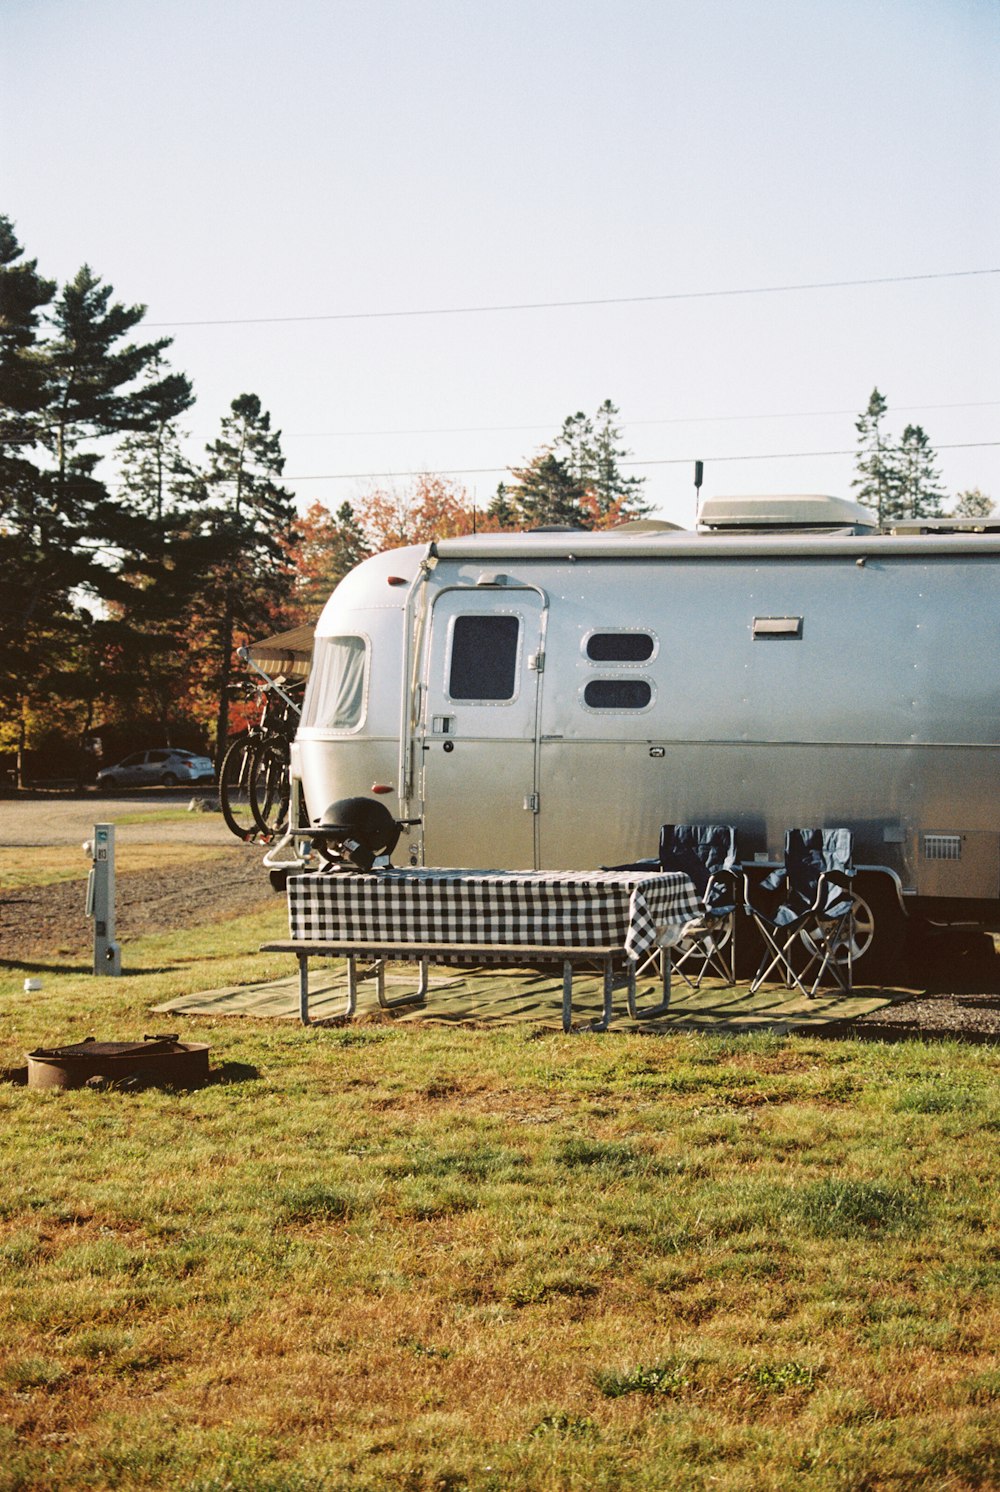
[0, 844, 278, 961]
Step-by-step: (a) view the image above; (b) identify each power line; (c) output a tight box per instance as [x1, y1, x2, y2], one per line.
[282, 440, 1000, 483]
[276, 399, 1000, 441]
[145, 267, 1000, 329]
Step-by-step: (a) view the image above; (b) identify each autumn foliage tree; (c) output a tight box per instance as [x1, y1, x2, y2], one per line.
[288, 499, 371, 621]
[358, 473, 478, 549]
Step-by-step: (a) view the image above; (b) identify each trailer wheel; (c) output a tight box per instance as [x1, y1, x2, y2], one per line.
[798, 877, 906, 983]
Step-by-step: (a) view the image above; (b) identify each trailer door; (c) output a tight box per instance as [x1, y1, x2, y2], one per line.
[420, 588, 545, 868]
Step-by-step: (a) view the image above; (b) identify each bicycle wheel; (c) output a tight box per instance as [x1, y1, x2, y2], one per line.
[250, 736, 291, 837]
[219, 734, 258, 840]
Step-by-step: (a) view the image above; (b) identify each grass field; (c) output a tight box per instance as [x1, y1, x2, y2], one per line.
[1, 896, 998, 1490]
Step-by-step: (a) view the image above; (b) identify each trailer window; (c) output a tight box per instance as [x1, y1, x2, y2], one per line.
[449, 614, 519, 701]
[585, 631, 655, 663]
[583, 678, 653, 711]
[301, 634, 368, 731]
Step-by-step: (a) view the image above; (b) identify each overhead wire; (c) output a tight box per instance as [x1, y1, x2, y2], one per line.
[281, 441, 1000, 483]
[144, 266, 1000, 329]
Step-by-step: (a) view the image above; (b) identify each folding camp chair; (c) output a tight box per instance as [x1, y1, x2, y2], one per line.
[657, 824, 740, 987]
[605, 823, 740, 988]
[743, 828, 856, 997]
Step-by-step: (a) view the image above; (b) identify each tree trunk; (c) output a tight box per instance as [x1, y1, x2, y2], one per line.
[214, 592, 234, 773]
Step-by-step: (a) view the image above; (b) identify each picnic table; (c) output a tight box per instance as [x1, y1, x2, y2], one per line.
[262, 867, 702, 1030]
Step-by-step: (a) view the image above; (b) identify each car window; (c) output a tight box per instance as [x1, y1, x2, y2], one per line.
[120, 753, 145, 767]
[147, 750, 170, 763]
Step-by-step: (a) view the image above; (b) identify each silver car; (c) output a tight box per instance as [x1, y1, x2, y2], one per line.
[96, 748, 215, 790]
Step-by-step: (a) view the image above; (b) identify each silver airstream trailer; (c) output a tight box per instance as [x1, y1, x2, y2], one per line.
[283, 495, 1000, 972]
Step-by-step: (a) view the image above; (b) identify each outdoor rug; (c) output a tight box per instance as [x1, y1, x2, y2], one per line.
[152, 959, 897, 1032]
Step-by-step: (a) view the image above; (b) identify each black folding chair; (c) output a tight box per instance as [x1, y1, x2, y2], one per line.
[658, 824, 740, 987]
[605, 823, 740, 988]
[743, 828, 856, 997]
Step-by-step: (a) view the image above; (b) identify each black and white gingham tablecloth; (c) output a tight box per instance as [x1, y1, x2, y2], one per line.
[287, 868, 702, 962]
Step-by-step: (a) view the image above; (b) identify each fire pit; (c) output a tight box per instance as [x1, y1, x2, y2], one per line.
[26, 1035, 211, 1091]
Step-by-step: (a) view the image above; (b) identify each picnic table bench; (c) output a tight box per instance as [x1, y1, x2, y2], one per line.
[259, 938, 627, 1031]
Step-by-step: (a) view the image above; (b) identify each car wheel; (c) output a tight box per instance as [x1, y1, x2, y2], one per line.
[161, 773, 178, 787]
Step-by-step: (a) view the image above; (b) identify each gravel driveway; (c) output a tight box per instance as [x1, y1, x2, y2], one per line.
[0, 789, 233, 847]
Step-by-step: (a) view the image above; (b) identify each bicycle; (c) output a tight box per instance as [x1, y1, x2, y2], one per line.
[219, 670, 303, 842]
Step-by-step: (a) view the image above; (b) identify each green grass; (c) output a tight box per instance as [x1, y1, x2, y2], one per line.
[0, 842, 231, 891]
[1, 908, 998, 1490]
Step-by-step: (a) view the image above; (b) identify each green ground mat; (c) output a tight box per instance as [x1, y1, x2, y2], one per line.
[152, 959, 897, 1032]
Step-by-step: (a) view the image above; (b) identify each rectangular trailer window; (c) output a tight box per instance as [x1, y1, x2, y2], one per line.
[449, 614, 520, 701]
[301, 634, 368, 730]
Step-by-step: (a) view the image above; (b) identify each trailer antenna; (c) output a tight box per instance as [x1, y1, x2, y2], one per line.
[694, 460, 704, 526]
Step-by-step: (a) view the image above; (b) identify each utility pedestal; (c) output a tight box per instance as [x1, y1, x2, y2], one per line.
[84, 823, 122, 976]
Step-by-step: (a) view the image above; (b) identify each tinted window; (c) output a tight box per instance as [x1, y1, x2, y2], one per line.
[586, 632, 654, 662]
[120, 753, 145, 767]
[584, 679, 652, 710]
[450, 615, 520, 700]
[147, 750, 169, 763]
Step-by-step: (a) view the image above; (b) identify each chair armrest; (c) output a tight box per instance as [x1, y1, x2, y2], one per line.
[809, 869, 856, 914]
[704, 868, 738, 914]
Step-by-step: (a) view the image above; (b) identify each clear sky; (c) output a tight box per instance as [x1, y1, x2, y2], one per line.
[3, 0, 998, 527]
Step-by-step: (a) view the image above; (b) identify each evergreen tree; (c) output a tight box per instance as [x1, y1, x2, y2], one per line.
[499, 451, 592, 530]
[852, 387, 899, 525]
[894, 424, 946, 521]
[104, 358, 204, 736]
[587, 399, 649, 519]
[486, 482, 518, 530]
[953, 487, 994, 518]
[554, 410, 593, 482]
[0, 217, 58, 747]
[554, 399, 649, 521]
[42, 266, 183, 511]
[199, 393, 299, 761]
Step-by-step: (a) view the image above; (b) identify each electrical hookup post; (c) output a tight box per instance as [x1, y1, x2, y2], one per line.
[83, 824, 122, 975]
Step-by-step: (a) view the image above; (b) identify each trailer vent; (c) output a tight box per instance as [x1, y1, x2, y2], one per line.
[923, 834, 962, 861]
[753, 616, 803, 639]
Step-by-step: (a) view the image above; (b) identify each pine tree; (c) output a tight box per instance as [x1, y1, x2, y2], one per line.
[500, 451, 592, 530]
[953, 487, 994, 518]
[200, 393, 299, 761]
[486, 482, 518, 530]
[895, 424, 946, 520]
[554, 399, 649, 522]
[102, 357, 203, 736]
[587, 399, 649, 519]
[852, 387, 899, 525]
[0, 217, 58, 746]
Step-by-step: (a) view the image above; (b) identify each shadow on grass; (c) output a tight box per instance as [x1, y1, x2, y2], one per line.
[0, 958, 179, 976]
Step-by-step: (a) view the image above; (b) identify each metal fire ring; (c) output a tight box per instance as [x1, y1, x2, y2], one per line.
[26, 1035, 211, 1091]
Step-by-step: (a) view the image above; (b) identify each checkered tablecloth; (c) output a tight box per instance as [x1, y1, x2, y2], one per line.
[287, 868, 702, 962]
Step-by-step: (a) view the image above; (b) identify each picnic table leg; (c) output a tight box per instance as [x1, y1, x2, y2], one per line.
[592, 955, 614, 1031]
[626, 947, 673, 1020]
[564, 957, 615, 1033]
[297, 952, 310, 1025]
[376, 956, 429, 1010]
[346, 956, 359, 1018]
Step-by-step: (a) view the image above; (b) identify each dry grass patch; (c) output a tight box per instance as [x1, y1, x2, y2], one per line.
[0, 921, 999, 1488]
